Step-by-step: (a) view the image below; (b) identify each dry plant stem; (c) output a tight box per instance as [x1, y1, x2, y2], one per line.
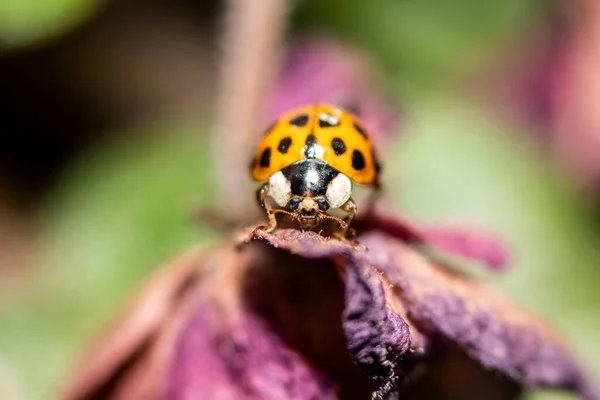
[215, 0, 291, 214]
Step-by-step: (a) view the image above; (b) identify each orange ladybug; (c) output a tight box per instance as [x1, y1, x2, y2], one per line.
[250, 103, 381, 238]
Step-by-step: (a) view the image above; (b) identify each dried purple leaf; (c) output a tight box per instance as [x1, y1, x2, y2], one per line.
[355, 212, 510, 271]
[342, 255, 411, 398]
[166, 303, 336, 400]
[63, 214, 597, 400]
[360, 231, 598, 400]
[254, 229, 416, 398]
[420, 225, 510, 270]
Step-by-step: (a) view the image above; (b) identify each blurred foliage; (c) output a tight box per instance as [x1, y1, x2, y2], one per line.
[0, 0, 105, 48]
[0, 0, 598, 399]
[0, 122, 220, 399]
[293, 0, 544, 88]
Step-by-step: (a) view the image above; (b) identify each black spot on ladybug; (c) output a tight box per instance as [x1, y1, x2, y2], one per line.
[331, 138, 346, 155]
[318, 113, 340, 128]
[351, 150, 366, 170]
[290, 114, 309, 127]
[372, 148, 382, 173]
[353, 122, 368, 139]
[260, 147, 271, 168]
[278, 137, 292, 154]
[304, 134, 318, 159]
[263, 122, 276, 136]
[305, 134, 317, 147]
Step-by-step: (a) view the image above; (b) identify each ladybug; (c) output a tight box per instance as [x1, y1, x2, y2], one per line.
[250, 103, 382, 238]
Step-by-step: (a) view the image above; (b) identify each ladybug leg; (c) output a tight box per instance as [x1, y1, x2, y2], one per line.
[252, 184, 278, 235]
[318, 198, 358, 241]
[252, 185, 297, 237]
[339, 198, 358, 238]
[319, 211, 362, 248]
[318, 213, 349, 232]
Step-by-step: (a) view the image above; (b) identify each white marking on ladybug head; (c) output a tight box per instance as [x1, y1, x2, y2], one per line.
[305, 169, 320, 186]
[326, 173, 352, 209]
[268, 171, 291, 207]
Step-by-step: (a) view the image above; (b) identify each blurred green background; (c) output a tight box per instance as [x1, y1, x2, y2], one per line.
[0, 0, 598, 399]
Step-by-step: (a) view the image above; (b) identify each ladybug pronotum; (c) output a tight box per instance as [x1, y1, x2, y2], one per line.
[250, 103, 382, 239]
